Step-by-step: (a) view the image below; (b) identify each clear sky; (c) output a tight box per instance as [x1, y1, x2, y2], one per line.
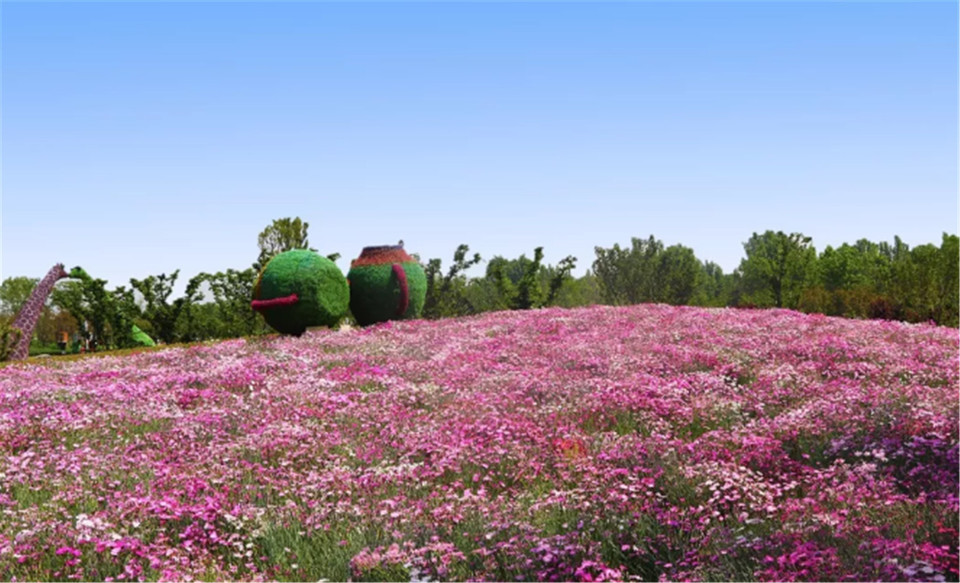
[2, 1, 957, 292]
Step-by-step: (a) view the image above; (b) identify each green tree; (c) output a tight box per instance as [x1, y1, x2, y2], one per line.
[883, 236, 916, 317]
[50, 275, 127, 349]
[206, 268, 267, 338]
[255, 217, 329, 272]
[483, 251, 578, 311]
[129, 271, 206, 344]
[738, 231, 816, 308]
[0, 276, 38, 316]
[593, 236, 665, 305]
[129, 272, 179, 344]
[906, 243, 941, 321]
[462, 278, 506, 314]
[423, 245, 482, 319]
[691, 261, 731, 307]
[109, 286, 147, 348]
[0, 319, 21, 361]
[657, 244, 701, 305]
[488, 247, 546, 310]
[513, 247, 546, 310]
[818, 245, 865, 292]
[174, 275, 209, 342]
[545, 255, 577, 306]
[549, 272, 602, 308]
[935, 233, 959, 326]
[50, 281, 90, 344]
[592, 236, 702, 306]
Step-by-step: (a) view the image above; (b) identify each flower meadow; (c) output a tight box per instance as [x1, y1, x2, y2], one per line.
[0, 305, 957, 582]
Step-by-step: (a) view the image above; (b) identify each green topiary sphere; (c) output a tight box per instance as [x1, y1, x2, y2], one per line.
[348, 245, 427, 326]
[252, 249, 349, 335]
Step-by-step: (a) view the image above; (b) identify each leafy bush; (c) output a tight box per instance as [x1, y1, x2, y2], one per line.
[0, 319, 21, 361]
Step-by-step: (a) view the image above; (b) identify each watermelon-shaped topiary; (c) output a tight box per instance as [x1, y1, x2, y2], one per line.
[348, 245, 427, 326]
[252, 249, 349, 335]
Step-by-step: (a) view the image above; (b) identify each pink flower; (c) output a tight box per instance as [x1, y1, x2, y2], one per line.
[55, 547, 82, 558]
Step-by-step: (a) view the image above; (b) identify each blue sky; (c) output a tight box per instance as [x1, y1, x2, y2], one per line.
[2, 1, 957, 292]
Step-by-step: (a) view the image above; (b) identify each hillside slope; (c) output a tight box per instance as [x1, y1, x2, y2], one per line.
[0, 305, 956, 581]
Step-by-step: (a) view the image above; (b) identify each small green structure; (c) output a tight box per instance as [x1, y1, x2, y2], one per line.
[347, 245, 427, 326]
[251, 249, 349, 335]
[130, 325, 155, 347]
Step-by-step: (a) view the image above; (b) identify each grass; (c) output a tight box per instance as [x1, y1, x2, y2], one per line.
[249, 521, 399, 582]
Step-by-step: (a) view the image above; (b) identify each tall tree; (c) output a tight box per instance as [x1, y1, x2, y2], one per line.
[738, 231, 816, 308]
[174, 274, 209, 342]
[935, 233, 959, 327]
[513, 247, 545, 310]
[657, 244, 701, 305]
[546, 255, 577, 306]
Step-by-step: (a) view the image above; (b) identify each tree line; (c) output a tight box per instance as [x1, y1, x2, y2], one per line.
[420, 231, 957, 328]
[1, 218, 956, 357]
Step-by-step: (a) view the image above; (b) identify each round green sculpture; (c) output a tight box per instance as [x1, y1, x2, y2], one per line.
[252, 249, 349, 335]
[347, 245, 427, 326]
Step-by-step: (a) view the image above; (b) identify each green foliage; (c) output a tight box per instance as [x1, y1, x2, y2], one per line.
[551, 272, 603, 308]
[791, 232, 959, 326]
[487, 247, 578, 310]
[129, 270, 204, 345]
[51, 274, 134, 350]
[935, 233, 959, 327]
[544, 257, 581, 306]
[0, 318, 22, 361]
[592, 236, 701, 306]
[205, 268, 268, 339]
[423, 244, 482, 319]
[7, 226, 956, 356]
[690, 261, 734, 307]
[738, 231, 816, 308]
[514, 247, 545, 309]
[255, 217, 323, 273]
[462, 277, 508, 313]
[593, 236, 663, 305]
[658, 244, 701, 305]
[489, 247, 546, 310]
[0, 276, 38, 317]
[487, 257, 517, 310]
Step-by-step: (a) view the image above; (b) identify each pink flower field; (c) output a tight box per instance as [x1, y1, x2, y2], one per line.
[0, 305, 957, 582]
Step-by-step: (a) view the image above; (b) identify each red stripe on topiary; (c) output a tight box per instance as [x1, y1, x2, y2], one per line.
[393, 263, 409, 316]
[251, 293, 299, 311]
[351, 245, 413, 268]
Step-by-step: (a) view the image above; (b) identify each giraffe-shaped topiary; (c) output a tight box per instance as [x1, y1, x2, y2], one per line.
[8, 264, 85, 361]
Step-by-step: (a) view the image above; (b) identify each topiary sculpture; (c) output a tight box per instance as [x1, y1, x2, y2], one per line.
[8, 263, 80, 360]
[130, 324, 156, 347]
[347, 244, 427, 326]
[251, 249, 349, 335]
